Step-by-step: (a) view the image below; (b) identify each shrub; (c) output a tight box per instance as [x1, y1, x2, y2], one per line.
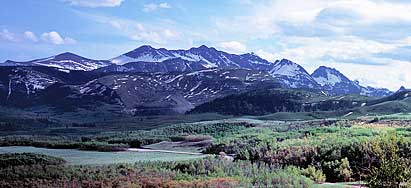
[0, 153, 66, 168]
[183, 135, 213, 142]
[368, 133, 411, 188]
[302, 166, 326, 183]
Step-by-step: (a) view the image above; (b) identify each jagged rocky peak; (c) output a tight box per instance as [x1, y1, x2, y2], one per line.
[397, 86, 410, 92]
[312, 66, 351, 86]
[189, 45, 215, 51]
[277, 58, 294, 65]
[271, 59, 310, 76]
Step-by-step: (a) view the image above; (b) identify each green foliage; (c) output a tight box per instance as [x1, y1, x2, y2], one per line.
[4, 116, 411, 187]
[337, 158, 352, 182]
[0, 137, 128, 152]
[368, 133, 411, 188]
[302, 166, 326, 183]
[204, 119, 411, 185]
[322, 158, 352, 182]
[0, 157, 315, 188]
[104, 121, 253, 146]
[0, 153, 66, 168]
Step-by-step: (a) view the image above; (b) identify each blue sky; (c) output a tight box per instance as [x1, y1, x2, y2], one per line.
[1, 0, 411, 90]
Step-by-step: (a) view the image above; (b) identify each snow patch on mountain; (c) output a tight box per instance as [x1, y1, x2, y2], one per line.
[271, 62, 301, 77]
[3, 52, 112, 71]
[312, 67, 344, 86]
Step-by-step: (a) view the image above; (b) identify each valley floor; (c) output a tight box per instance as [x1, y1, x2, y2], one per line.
[1, 113, 411, 187]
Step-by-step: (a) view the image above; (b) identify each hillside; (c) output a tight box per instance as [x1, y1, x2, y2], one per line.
[189, 89, 372, 115]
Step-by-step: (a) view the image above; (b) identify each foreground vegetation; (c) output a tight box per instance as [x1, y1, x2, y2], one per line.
[2, 114, 411, 187]
[0, 153, 66, 168]
[0, 155, 317, 188]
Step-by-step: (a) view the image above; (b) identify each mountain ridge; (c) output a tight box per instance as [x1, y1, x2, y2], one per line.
[1, 45, 393, 97]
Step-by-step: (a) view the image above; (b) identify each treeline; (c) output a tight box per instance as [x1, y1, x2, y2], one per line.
[99, 121, 254, 147]
[0, 121, 253, 151]
[0, 153, 65, 168]
[189, 89, 364, 115]
[0, 137, 127, 152]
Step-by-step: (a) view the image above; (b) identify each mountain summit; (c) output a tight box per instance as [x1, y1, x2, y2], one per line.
[311, 66, 392, 97]
[106, 45, 276, 72]
[1, 45, 394, 97]
[1, 52, 111, 71]
[270, 59, 321, 89]
[311, 66, 361, 95]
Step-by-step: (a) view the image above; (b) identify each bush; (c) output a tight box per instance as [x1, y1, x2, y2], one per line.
[183, 135, 213, 142]
[0, 153, 66, 168]
[302, 166, 326, 183]
[368, 133, 411, 188]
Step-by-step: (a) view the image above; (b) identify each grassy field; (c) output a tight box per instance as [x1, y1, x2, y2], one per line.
[0, 146, 206, 165]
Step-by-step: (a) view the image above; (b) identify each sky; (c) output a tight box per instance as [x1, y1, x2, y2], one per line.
[1, 0, 411, 90]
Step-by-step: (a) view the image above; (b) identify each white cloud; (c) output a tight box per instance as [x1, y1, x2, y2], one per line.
[65, 0, 124, 7]
[273, 36, 397, 66]
[143, 2, 171, 12]
[214, 0, 411, 40]
[41, 31, 76, 45]
[23, 31, 38, 42]
[0, 29, 15, 41]
[255, 49, 277, 61]
[218, 41, 247, 54]
[83, 13, 184, 45]
[163, 29, 179, 39]
[159, 2, 171, 9]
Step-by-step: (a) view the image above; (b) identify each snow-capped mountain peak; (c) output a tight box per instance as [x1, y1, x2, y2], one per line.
[311, 66, 392, 97]
[111, 45, 174, 65]
[311, 66, 350, 87]
[2, 52, 112, 71]
[108, 45, 277, 71]
[271, 59, 308, 77]
[268, 59, 320, 89]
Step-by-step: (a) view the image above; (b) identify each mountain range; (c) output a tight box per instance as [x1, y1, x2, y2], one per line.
[0, 45, 395, 115]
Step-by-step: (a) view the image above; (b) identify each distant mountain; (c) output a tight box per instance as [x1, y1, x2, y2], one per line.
[397, 86, 410, 92]
[108, 45, 275, 71]
[154, 69, 281, 106]
[1, 52, 112, 71]
[0, 66, 105, 106]
[360, 86, 392, 98]
[1, 45, 394, 99]
[312, 66, 361, 95]
[93, 68, 280, 114]
[311, 66, 392, 97]
[97, 57, 211, 73]
[0, 66, 280, 115]
[270, 59, 321, 89]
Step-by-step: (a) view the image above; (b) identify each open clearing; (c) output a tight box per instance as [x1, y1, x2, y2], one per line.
[0, 146, 207, 165]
